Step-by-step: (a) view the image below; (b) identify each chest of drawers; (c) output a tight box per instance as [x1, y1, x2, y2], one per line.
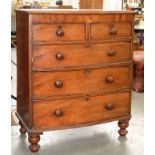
[16, 9, 135, 152]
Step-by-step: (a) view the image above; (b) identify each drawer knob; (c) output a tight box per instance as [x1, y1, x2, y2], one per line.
[109, 24, 117, 35]
[105, 103, 114, 110]
[56, 26, 64, 37]
[56, 52, 64, 60]
[54, 109, 63, 117]
[107, 50, 116, 56]
[55, 80, 63, 88]
[106, 76, 114, 83]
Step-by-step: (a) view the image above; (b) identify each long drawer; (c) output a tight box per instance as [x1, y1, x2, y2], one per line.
[32, 23, 86, 42]
[33, 91, 130, 129]
[33, 42, 131, 68]
[32, 66, 130, 99]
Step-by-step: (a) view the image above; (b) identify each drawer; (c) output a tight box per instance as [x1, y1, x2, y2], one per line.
[33, 92, 130, 129]
[33, 42, 131, 68]
[91, 22, 132, 40]
[32, 66, 130, 99]
[32, 24, 86, 42]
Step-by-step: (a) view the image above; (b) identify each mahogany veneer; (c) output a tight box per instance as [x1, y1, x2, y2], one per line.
[16, 9, 135, 152]
[33, 42, 131, 68]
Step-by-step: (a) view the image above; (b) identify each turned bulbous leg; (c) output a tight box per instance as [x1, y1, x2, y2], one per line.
[19, 121, 26, 134]
[28, 134, 40, 152]
[118, 119, 129, 136]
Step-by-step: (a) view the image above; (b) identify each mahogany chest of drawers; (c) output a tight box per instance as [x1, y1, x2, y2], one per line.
[16, 9, 135, 152]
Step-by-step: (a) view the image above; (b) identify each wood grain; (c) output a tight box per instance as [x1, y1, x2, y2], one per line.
[33, 92, 130, 129]
[16, 11, 31, 127]
[33, 42, 131, 68]
[51, 14, 135, 23]
[32, 14, 51, 23]
[16, 9, 135, 15]
[32, 23, 86, 42]
[32, 66, 130, 99]
[91, 22, 132, 40]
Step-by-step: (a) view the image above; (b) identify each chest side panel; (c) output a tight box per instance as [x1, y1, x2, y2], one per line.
[16, 12, 32, 127]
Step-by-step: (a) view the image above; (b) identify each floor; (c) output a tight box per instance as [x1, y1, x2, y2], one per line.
[11, 48, 144, 155]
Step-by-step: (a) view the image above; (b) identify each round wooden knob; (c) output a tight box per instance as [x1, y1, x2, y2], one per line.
[107, 50, 116, 56]
[53, 109, 63, 117]
[56, 52, 64, 60]
[56, 28, 64, 37]
[55, 80, 63, 88]
[105, 103, 114, 110]
[106, 76, 114, 83]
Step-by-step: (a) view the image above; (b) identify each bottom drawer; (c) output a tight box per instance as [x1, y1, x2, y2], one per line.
[33, 92, 131, 130]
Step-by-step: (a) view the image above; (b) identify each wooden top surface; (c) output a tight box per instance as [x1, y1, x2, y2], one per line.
[16, 9, 135, 15]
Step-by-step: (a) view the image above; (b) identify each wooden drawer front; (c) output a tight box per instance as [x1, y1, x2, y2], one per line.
[91, 22, 132, 40]
[33, 92, 130, 129]
[33, 67, 130, 99]
[33, 42, 131, 68]
[32, 24, 85, 42]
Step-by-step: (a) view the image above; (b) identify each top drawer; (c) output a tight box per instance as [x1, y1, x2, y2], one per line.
[32, 24, 86, 42]
[91, 22, 132, 40]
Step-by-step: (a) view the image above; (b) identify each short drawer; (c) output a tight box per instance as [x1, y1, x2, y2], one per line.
[33, 42, 131, 68]
[32, 23, 86, 42]
[33, 92, 130, 129]
[32, 66, 130, 99]
[91, 22, 132, 40]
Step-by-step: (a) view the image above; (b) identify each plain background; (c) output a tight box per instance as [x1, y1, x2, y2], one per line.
[0, 0, 153, 155]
